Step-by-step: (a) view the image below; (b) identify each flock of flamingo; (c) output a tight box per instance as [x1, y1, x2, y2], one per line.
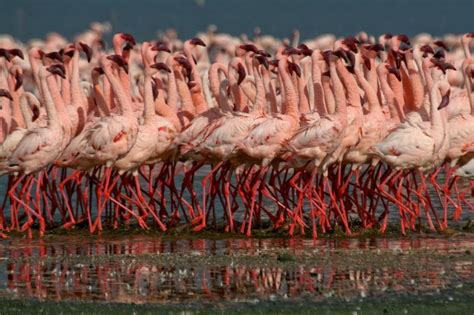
[0, 25, 473, 238]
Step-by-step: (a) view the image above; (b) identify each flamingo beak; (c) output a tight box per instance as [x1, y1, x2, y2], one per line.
[151, 44, 171, 53]
[14, 71, 23, 91]
[46, 64, 67, 79]
[237, 63, 246, 85]
[239, 44, 259, 53]
[79, 42, 93, 63]
[187, 81, 197, 89]
[107, 54, 129, 74]
[438, 89, 451, 110]
[93, 67, 105, 75]
[288, 61, 301, 77]
[151, 81, 158, 100]
[45, 51, 63, 63]
[120, 33, 136, 46]
[190, 37, 206, 47]
[0, 89, 13, 101]
[8, 48, 24, 60]
[150, 62, 171, 73]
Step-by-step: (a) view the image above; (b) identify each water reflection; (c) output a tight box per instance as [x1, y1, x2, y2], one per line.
[0, 236, 472, 304]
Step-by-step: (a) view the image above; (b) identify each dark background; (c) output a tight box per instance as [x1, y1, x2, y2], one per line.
[0, 0, 472, 42]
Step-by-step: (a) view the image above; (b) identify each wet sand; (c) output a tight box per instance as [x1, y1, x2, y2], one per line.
[0, 229, 473, 314]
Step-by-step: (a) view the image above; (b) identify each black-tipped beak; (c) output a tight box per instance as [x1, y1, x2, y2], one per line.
[288, 61, 301, 77]
[45, 51, 63, 63]
[239, 44, 259, 53]
[151, 44, 171, 53]
[237, 63, 246, 85]
[8, 48, 24, 60]
[438, 89, 451, 110]
[0, 89, 13, 101]
[47, 64, 67, 79]
[255, 55, 269, 70]
[93, 66, 105, 75]
[107, 54, 129, 74]
[120, 33, 136, 46]
[14, 71, 23, 91]
[79, 42, 93, 63]
[190, 37, 206, 47]
[150, 62, 171, 73]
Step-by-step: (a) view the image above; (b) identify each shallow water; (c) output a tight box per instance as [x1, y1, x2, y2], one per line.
[0, 234, 472, 313]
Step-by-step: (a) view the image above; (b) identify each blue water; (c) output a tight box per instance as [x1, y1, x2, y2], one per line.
[0, 0, 472, 43]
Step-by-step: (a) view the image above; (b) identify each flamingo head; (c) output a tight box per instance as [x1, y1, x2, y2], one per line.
[341, 36, 360, 53]
[107, 54, 129, 74]
[419, 45, 435, 58]
[151, 43, 171, 53]
[173, 55, 193, 80]
[44, 51, 63, 63]
[46, 64, 66, 79]
[189, 37, 206, 47]
[430, 59, 456, 74]
[117, 33, 136, 46]
[396, 34, 410, 45]
[150, 62, 171, 73]
[433, 40, 449, 52]
[282, 46, 301, 56]
[255, 55, 269, 70]
[0, 48, 24, 62]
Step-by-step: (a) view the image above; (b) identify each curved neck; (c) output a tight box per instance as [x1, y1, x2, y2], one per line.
[165, 56, 178, 112]
[322, 76, 335, 114]
[209, 62, 232, 111]
[20, 92, 39, 129]
[404, 55, 425, 111]
[173, 66, 195, 117]
[92, 75, 110, 117]
[262, 67, 278, 114]
[62, 59, 72, 105]
[40, 73, 60, 128]
[46, 74, 70, 127]
[252, 63, 266, 115]
[331, 60, 347, 117]
[465, 66, 474, 115]
[295, 59, 310, 114]
[278, 58, 298, 118]
[312, 52, 327, 116]
[153, 76, 181, 130]
[190, 85, 208, 115]
[378, 68, 404, 122]
[102, 58, 134, 117]
[6, 74, 25, 129]
[354, 60, 381, 114]
[183, 42, 205, 100]
[28, 54, 43, 98]
[364, 57, 378, 95]
[229, 58, 248, 112]
[143, 71, 156, 123]
[462, 38, 472, 59]
[429, 79, 445, 131]
[336, 61, 361, 108]
[71, 50, 86, 111]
